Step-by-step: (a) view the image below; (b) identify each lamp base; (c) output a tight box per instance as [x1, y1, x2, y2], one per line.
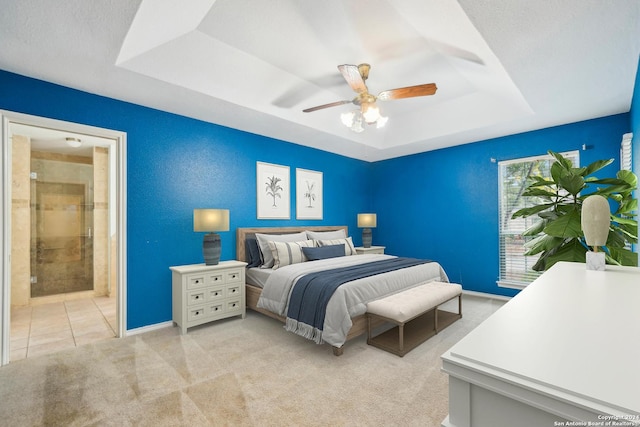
[203, 233, 221, 265]
[586, 251, 605, 271]
[362, 228, 372, 248]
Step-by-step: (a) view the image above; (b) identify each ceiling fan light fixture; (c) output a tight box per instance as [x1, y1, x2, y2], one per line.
[361, 102, 380, 124]
[341, 110, 364, 133]
[65, 137, 82, 148]
[376, 115, 388, 129]
[341, 110, 356, 127]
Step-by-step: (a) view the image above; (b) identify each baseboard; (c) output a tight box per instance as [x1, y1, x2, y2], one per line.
[462, 289, 512, 302]
[126, 321, 174, 336]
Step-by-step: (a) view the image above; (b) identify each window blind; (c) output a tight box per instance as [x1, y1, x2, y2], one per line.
[621, 133, 632, 171]
[497, 151, 579, 288]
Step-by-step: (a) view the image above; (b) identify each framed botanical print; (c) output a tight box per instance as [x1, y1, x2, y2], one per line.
[296, 168, 323, 220]
[257, 162, 290, 219]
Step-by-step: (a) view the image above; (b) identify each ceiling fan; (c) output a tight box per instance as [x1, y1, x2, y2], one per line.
[303, 63, 437, 133]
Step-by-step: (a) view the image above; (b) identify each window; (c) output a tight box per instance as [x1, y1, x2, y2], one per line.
[621, 133, 632, 171]
[498, 151, 579, 288]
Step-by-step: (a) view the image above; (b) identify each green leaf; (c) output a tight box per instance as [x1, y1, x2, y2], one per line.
[607, 247, 638, 267]
[550, 161, 567, 184]
[543, 239, 587, 270]
[549, 151, 574, 170]
[617, 169, 638, 187]
[558, 174, 585, 196]
[523, 220, 546, 236]
[589, 178, 634, 186]
[522, 188, 558, 198]
[583, 158, 614, 176]
[616, 198, 638, 215]
[595, 188, 634, 200]
[524, 235, 563, 255]
[528, 178, 556, 187]
[512, 203, 554, 219]
[543, 208, 582, 238]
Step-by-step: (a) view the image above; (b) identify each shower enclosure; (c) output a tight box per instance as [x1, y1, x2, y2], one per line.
[29, 155, 94, 297]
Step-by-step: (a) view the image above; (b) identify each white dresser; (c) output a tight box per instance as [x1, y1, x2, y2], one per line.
[170, 260, 247, 334]
[441, 261, 640, 426]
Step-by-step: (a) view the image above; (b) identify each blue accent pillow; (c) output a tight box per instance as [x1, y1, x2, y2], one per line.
[302, 244, 345, 261]
[246, 236, 262, 268]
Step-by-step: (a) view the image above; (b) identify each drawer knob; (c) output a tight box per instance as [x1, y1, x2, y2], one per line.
[195, 295, 200, 299]
[195, 280, 200, 284]
[232, 274, 237, 278]
[232, 303, 236, 307]
[231, 289, 236, 293]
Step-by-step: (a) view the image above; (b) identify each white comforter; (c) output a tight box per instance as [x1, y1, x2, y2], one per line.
[257, 254, 449, 347]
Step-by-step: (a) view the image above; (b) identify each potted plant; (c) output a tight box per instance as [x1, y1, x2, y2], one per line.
[511, 151, 638, 271]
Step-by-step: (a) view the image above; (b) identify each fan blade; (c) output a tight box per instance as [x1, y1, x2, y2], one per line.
[377, 83, 437, 101]
[303, 100, 352, 113]
[338, 64, 368, 93]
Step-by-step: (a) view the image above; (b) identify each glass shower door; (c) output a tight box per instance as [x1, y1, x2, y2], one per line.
[30, 177, 94, 297]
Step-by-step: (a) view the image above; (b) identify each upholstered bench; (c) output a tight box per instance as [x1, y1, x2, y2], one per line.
[366, 281, 463, 356]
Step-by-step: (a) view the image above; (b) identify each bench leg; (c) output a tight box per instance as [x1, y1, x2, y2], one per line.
[458, 294, 463, 317]
[398, 324, 404, 352]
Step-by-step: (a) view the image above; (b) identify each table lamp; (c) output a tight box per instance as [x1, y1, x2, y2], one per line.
[357, 213, 377, 248]
[194, 209, 229, 265]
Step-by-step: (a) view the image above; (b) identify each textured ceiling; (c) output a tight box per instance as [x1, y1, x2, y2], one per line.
[1, 0, 639, 161]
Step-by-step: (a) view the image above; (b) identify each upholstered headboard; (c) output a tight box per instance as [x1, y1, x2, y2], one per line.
[236, 226, 349, 263]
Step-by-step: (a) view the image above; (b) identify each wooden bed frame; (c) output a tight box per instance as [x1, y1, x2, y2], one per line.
[236, 225, 382, 356]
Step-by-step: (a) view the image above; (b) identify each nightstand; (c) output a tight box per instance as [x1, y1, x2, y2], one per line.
[170, 260, 247, 334]
[355, 246, 385, 255]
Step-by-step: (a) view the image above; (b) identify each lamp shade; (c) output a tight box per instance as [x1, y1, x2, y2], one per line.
[581, 195, 610, 247]
[357, 213, 377, 228]
[193, 209, 229, 232]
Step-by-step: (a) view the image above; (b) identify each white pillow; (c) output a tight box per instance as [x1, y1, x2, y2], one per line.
[268, 240, 315, 270]
[305, 229, 346, 241]
[255, 232, 307, 268]
[317, 236, 357, 256]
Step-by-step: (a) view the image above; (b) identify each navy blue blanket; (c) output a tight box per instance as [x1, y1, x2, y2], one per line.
[285, 257, 431, 343]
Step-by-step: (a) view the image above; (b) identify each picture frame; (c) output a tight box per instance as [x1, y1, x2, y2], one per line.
[257, 162, 290, 219]
[296, 168, 323, 220]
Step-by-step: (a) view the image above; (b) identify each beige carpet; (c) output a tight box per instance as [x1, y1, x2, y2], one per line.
[0, 295, 505, 427]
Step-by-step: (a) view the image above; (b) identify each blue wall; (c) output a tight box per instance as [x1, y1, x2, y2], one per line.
[0, 70, 372, 329]
[371, 114, 630, 297]
[1, 68, 634, 327]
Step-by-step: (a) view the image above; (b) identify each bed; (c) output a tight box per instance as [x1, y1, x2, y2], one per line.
[236, 226, 449, 355]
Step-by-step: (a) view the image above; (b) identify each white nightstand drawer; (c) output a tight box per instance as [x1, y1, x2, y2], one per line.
[208, 302, 224, 316]
[187, 290, 206, 305]
[225, 269, 242, 283]
[226, 284, 241, 298]
[207, 286, 225, 300]
[187, 275, 207, 289]
[226, 299, 242, 313]
[187, 306, 207, 322]
[206, 272, 224, 285]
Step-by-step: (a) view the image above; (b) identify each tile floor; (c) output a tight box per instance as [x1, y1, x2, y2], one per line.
[10, 296, 117, 361]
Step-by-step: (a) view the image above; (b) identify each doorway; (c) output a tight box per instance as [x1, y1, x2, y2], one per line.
[1, 111, 127, 365]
